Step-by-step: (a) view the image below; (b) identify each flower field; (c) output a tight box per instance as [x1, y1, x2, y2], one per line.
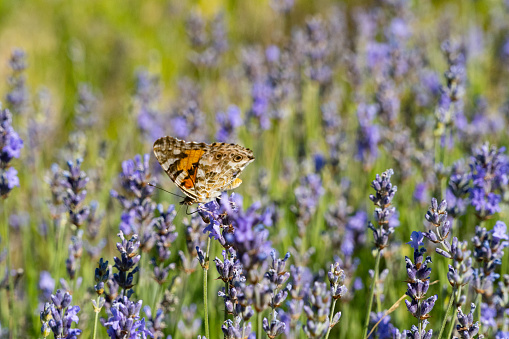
[1, 0, 509, 338]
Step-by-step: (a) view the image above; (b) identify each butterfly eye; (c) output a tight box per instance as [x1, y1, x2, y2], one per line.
[215, 153, 223, 160]
[233, 155, 243, 162]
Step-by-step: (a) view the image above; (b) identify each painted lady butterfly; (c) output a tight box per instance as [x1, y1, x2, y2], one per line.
[153, 136, 255, 205]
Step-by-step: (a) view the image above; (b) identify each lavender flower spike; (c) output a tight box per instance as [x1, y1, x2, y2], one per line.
[0, 106, 23, 198]
[404, 232, 437, 326]
[455, 303, 480, 339]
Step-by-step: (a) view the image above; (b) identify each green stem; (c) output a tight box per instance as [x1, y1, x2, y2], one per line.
[375, 267, 382, 314]
[325, 299, 337, 339]
[362, 249, 381, 339]
[3, 203, 15, 338]
[475, 293, 482, 330]
[224, 281, 229, 322]
[203, 237, 211, 339]
[447, 285, 462, 339]
[437, 288, 456, 339]
[258, 311, 262, 339]
[92, 296, 101, 339]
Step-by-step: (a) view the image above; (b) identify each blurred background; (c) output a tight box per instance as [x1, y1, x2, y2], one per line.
[1, 0, 509, 338]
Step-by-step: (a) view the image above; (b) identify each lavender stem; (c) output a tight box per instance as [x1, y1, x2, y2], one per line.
[92, 295, 101, 339]
[446, 285, 462, 338]
[324, 298, 337, 339]
[203, 236, 211, 339]
[362, 249, 381, 339]
[437, 288, 456, 339]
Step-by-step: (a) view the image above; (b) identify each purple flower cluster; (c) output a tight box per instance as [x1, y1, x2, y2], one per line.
[186, 11, 228, 68]
[422, 198, 451, 246]
[200, 193, 272, 283]
[455, 303, 480, 339]
[320, 101, 346, 174]
[169, 79, 206, 141]
[216, 105, 243, 143]
[471, 221, 509, 309]
[0, 106, 23, 197]
[215, 249, 256, 338]
[302, 281, 331, 338]
[40, 290, 82, 338]
[355, 103, 380, 169]
[368, 169, 397, 249]
[6, 49, 29, 115]
[134, 69, 163, 142]
[404, 232, 437, 332]
[104, 296, 152, 339]
[469, 143, 509, 220]
[436, 40, 467, 149]
[111, 154, 157, 249]
[446, 160, 471, 218]
[62, 159, 90, 228]
[150, 204, 178, 284]
[292, 173, 325, 241]
[112, 231, 141, 292]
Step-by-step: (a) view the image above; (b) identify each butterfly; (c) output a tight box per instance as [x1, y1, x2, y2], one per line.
[153, 136, 255, 205]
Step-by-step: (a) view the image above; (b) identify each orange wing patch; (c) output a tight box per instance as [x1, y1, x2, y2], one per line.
[178, 149, 204, 189]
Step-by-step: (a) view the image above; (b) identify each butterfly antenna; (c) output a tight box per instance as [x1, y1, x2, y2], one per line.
[148, 183, 185, 199]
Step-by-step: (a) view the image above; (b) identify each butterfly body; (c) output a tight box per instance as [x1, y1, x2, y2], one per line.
[153, 136, 255, 205]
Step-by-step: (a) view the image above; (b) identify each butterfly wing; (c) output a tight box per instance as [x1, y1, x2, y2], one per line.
[153, 136, 210, 202]
[194, 142, 255, 201]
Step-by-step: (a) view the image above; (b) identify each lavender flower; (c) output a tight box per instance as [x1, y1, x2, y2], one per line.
[292, 174, 325, 242]
[66, 231, 83, 281]
[143, 306, 166, 339]
[104, 296, 152, 339]
[265, 251, 291, 310]
[216, 105, 243, 142]
[435, 40, 467, 149]
[169, 79, 206, 141]
[94, 258, 109, 296]
[404, 232, 437, 324]
[111, 154, 157, 250]
[302, 281, 331, 338]
[321, 101, 346, 174]
[216, 249, 255, 324]
[134, 69, 163, 142]
[469, 143, 508, 220]
[446, 160, 471, 218]
[303, 16, 333, 86]
[200, 193, 272, 283]
[177, 304, 202, 339]
[471, 222, 509, 304]
[40, 290, 82, 338]
[152, 204, 178, 263]
[6, 49, 29, 115]
[62, 159, 90, 228]
[112, 231, 141, 292]
[368, 312, 395, 339]
[39, 271, 56, 303]
[263, 310, 286, 338]
[422, 198, 451, 245]
[287, 265, 312, 333]
[0, 106, 23, 197]
[356, 103, 380, 169]
[368, 169, 397, 249]
[186, 11, 228, 68]
[454, 304, 480, 339]
[270, 0, 294, 14]
[402, 320, 433, 339]
[74, 83, 99, 131]
[222, 316, 254, 339]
